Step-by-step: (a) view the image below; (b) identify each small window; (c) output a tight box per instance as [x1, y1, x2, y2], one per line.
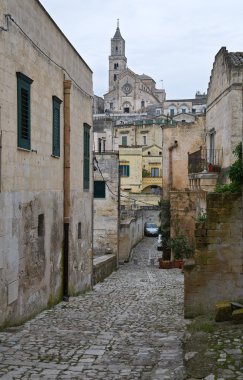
[78, 222, 82, 239]
[124, 107, 129, 113]
[17, 72, 33, 150]
[52, 96, 62, 157]
[192, 108, 196, 113]
[114, 74, 117, 81]
[94, 181, 106, 198]
[121, 135, 127, 146]
[170, 109, 175, 117]
[148, 151, 151, 155]
[120, 165, 130, 177]
[182, 108, 186, 113]
[38, 214, 44, 237]
[141, 100, 145, 108]
[142, 135, 147, 145]
[83, 124, 90, 190]
[151, 168, 159, 177]
[110, 102, 113, 110]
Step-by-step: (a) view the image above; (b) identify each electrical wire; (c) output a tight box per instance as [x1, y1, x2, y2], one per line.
[94, 157, 161, 207]
[6, 14, 93, 100]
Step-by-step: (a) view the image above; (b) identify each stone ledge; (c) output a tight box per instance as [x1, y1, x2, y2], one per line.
[93, 254, 117, 285]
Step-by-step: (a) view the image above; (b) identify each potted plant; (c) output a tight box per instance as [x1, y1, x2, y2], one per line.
[169, 235, 194, 268]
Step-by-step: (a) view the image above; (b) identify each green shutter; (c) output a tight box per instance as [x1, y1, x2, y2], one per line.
[52, 96, 62, 157]
[94, 181, 106, 198]
[17, 72, 33, 150]
[83, 124, 90, 190]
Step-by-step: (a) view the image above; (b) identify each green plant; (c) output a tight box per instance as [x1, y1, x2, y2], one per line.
[215, 142, 242, 193]
[197, 209, 207, 222]
[229, 142, 243, 184]
[142, 168, 150, 177]
[169, 235, 194, 260]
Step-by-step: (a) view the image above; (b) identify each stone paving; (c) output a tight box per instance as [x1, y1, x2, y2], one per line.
[0, 237, 187, 379]
[0, 237, 242, 379]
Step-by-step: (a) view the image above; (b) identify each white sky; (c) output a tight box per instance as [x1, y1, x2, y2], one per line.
[39, 0, 243, 99]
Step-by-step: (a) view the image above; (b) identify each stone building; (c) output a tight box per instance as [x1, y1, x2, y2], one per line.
[206, 47, 243, 171]
[104, 22, 165, 115]
[164, 92, 207, 117]
[0, 0, 93, 328]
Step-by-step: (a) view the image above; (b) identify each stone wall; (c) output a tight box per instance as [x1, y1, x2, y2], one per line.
[93, 153, 119, 257]
[184, 192, 243, 318]
[119, 210, 144, 262]
[162, 116, 206, 199]
[170, 191, 201, 246]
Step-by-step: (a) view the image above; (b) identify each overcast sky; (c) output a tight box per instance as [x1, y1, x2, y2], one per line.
[39, 0, 243, 99]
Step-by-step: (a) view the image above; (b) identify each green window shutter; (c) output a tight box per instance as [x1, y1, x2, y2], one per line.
[17, 72, 33, 150]
[83, 124, 90, 190]
[94, 181, 106, 198]
[52, 96, 62, 157]
[127, 165, 130, 176]
[122, 135, 127, 146]
[120, 165, 130, 177]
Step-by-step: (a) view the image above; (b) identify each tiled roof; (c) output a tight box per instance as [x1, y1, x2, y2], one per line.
[228, 52, 243, 66]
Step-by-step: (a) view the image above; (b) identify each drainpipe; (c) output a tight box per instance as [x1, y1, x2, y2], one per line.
[63, 80, 72, 301]
[168, 140, 178, 191]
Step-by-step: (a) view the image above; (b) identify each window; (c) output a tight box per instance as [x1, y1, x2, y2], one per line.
[141, 100, 145, 108]
[142, 135, 147, 145]
[156, 108, 161, 116]
[121, 135, 127, 145]
[124, 107, 129, 113]
[38, 214, 44, 237]
[102, 139, 106, 152]
[120, 165, 130, 177]
[182, 108, 186, 113]
[170, 109, 175, 117]
[110, 102, 113, 109]
[83, 124, 90, 190]
[78, 223, 82, 239]
[192, 108, 196, 113]
[94, 181, 106, 198]
[114, 74, 117, 81]
[151, 168, 159, 177]
[98, 138, 102, 153]
[114, 63, 119, 69]
[17, 72, 33, 150]
[52, 96, 62, 157]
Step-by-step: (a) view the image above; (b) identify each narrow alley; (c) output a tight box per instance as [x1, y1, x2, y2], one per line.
[0, 238, 186, 380]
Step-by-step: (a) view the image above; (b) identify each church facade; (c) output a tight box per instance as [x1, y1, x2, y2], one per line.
[104, 22, 165, 115]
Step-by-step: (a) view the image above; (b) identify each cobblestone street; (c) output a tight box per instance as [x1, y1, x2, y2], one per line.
[0, 237, 186, 379]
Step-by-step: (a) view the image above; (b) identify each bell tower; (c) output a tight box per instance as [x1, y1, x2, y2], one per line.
[109, 20, 127, 91]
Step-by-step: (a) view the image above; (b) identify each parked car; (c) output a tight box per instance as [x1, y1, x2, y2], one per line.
[144, 222, 159, 237]
[157, 234, 163, 251]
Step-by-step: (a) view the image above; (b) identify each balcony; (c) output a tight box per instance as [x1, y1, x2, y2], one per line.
[188, 148, 223, 192]
[188, 148, 222, 174]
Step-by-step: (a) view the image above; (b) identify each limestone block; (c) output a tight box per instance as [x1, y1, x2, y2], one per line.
[215, 301, 232, 322]
[232, 309, 243, 323]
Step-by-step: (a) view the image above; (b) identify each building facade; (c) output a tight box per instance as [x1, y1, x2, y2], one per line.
[0, 0, 93, 327]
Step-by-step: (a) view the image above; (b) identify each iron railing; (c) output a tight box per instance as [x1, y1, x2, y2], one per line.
[188, 148, 222, 174]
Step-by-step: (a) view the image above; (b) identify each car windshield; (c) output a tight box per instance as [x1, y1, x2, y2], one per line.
[146, 224, 157, 228]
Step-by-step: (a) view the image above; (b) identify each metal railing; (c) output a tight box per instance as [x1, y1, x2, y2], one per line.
[188, 148, 222, 174]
